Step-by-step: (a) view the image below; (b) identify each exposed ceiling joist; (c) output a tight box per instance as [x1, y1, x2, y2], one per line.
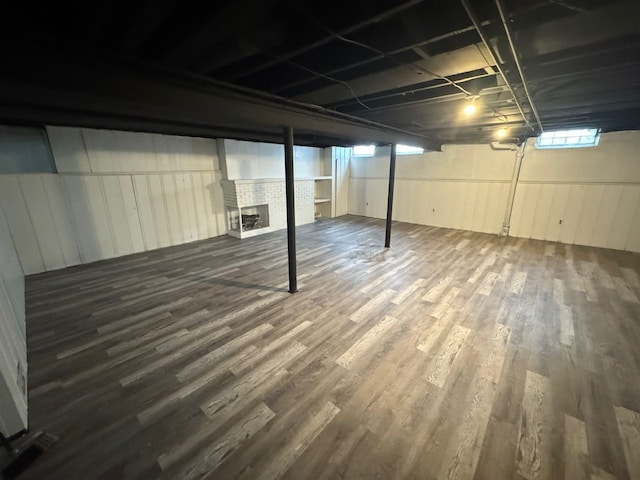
[460, 0, 534, 133]
[0, 45, 440, 150]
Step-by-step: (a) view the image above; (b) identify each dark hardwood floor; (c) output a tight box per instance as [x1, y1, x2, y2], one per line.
[22, 215, 640, 479]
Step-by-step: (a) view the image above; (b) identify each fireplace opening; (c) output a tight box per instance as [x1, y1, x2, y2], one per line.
[227, 204, 270, 238]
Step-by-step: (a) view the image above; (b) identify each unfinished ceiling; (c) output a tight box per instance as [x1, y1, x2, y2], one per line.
[0, 0, 639, 146]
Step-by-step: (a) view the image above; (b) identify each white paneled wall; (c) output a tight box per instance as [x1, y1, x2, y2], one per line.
[348, 144, 515, 234]
[333, 146, 351, 217]
[0, 205, 27, 435]
[510, 183, 640, 250]
[0, 127, 226, 274]
[347, 132, 640, 252]
[223, 139, 324, 180]
[510, 132, 640, 251]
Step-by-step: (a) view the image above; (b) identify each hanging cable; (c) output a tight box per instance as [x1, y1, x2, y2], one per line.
[264, 52, 371, 110]
[295, 8, 473, 97]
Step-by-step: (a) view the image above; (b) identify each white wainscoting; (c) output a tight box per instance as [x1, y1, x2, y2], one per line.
[0, 126, 226, 274]
[0, 205, 27, 435]
[348, 178, 511, 234]
[510, 183, 640, 251]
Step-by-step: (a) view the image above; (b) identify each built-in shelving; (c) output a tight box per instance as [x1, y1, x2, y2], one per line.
[313, 154, 333, 220]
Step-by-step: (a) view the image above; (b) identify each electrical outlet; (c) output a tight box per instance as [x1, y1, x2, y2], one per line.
[559, 219, 563, 225]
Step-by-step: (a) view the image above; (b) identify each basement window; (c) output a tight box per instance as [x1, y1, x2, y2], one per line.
[535, 128, 600, 149]
[352, 145, 375, 157]
[396, 144, 424, 155]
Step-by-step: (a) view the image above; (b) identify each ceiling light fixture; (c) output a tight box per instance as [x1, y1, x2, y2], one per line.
[495, 127, 508, 139]
[464, 103, 477, 116]
[463, 96, 478, 116]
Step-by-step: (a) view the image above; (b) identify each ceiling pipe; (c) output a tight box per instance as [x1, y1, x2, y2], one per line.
[494, 0, 544, 134]
[459, 0, 534, 132]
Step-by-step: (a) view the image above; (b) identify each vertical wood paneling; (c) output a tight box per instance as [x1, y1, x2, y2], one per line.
[429, 182, 442, 227]
[0, 205, 27, 435]
[452, 182, 467, 230]
[0, 176, 44, 274]
[119, 176, 145, 254]
[64, 176, 115, 262]
[482, 183, 503, 234]
[461, 183, 479, 231]
[132, 175, 159, 251]
[2, 128, 226, 274]
[200, 172, 219, 238]
[81, 129, 114, 173]
[175, 173, 198, 243]
[101, 176, 133, 257]
[472, 183, 489, 233]
[608, 185, 640, 250]
[530, 184, 554, 240]
[520, 184, 540, 239]
[591, 185, 622, 248]
[40, 175, 82, 267]
[191, 173, 208, 240]
[162, 175, 183, 245]
[19, 176, 66, 270]
[558, 185, 584, 245]
[574, 185, 604, 246]
[153, 134, 175, 172]
[334, 147, 350, 217]
[509, 182, 639, 252]
[509, 185, 526, 238]
[148, 175, 172, 248]
[46, 126, 91, 173]
[626, 198, 640, 252]
[543, 185, 570, 242]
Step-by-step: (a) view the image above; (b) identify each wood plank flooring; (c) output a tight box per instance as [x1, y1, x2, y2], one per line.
[22, 215, 640, 479]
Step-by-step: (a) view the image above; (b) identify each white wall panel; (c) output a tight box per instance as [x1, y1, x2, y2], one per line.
[175, 173, 198, 243]
[626, 199, 640, 252]
[132, 176, 159, 251]
[148, 175, 172, 248]
[161, 174, 183, 246]
[64, 176, 115, 262]
[0, 206, 27, 435]
[191, 173, 208, 240]
[591, 185, 622, 248]
[45, 126, 91, 173]
[609, 186, 640, 250]
[118, 176, 145, 254]
[529, 184, 554, 240]
[460, 183, 479, 232]
[471, 183, 489, 233]
[559, 185, 586, 245]
[101, 175, 135, 257]
[334, 147, 351, 217]
[543, 185, 569, 242]
[0, 176, 44, 274]
[574, 185, 604, 247]
[19, 176, 66, 270]
[40, 175, 82, 267]
[512, 182, 640, 252]
[2, 127, 226, 274]
[347, 132, 640, 251]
